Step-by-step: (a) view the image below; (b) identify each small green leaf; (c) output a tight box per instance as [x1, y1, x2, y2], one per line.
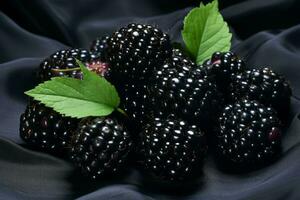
[25, 60, 120, 118]
[182, 0, 232, 65]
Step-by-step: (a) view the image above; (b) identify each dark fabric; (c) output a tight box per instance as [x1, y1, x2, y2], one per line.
[0, 0, 300, 199]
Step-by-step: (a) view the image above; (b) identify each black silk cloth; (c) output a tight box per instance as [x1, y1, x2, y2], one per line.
[0, 0, 300, 199]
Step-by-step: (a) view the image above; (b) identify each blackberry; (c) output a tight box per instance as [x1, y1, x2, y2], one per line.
[70, 117, 132, 179]
[86, 61, 109, 77]
[120, 83, 150, 132]
[149, 49, 223, 130]
[140, 115, 207, 181]
[106, 23, 172, 84]
[90, 36, 110, 61]
[229, 67, 292, 118]
[38, 48, 97, 82]
[19, 101, 78, 154]
[215, 99, 282, 169]
[201, 52, 245, 93]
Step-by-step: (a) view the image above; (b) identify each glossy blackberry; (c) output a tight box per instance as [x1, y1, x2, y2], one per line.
[149, 49, 223, 130]
[38, 48, 96, 82]
[229, 67, 292, 118]
[70, 117, 132, 179]
[201, 52, 245, 93]
[19, 101, 78, 154]
[120, 83, 150, 132]
[90, 36, 110, 61]
[216, 99, 282, 168]
[106, 23, 172, 84]
[140, 116, 207, 181]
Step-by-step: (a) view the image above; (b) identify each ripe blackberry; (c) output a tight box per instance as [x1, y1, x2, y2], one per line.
[90, 36, 110, 61]
[19, 101, 78, 154]
[140, 115, 207, 181]
[215, 99, 282, 169]
[38, 48, 97, 82]
[70, 117, 132, 179]
[201, 51, 245, 93]
[106, 23, 172, 84]
[149, 49, 223, 130]
[229, 67, 292, 118]
[120, 83, 150, 132]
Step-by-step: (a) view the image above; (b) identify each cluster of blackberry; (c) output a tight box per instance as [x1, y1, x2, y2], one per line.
[20, 23, 292, 182]
[21, 46, 132, 177]
[202, 53, 291, 169]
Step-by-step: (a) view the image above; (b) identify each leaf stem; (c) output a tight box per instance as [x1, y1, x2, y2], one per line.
[51, 67, 81, 72]
[116, 108, 128, 117]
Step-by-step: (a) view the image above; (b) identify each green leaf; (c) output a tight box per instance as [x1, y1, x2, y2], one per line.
[25, 60, 120, 118]
[182, 0, 232, 65]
